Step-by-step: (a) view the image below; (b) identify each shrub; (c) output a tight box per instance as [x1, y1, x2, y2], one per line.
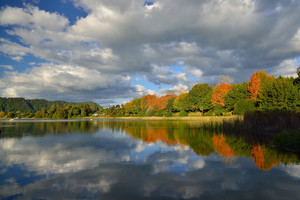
[137, 111, 146, 117]
[146, 107, 156, 116]
[213, 104, 226, 116]
[163, 111, 173, 117]
[115, 112, 125, 117]
[178, 110, 188, 117]
[233, 99, 256, 115]
[154, 110, 164, 117]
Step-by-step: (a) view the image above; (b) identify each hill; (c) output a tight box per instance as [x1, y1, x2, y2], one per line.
[0, 97, 102, 113]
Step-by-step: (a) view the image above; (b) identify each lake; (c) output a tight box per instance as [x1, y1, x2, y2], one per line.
[1, 119, 300, 199]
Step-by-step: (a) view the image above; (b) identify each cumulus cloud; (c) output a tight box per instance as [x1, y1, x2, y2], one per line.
[0, 0, 300, 104]
[0, 63, 139, 102]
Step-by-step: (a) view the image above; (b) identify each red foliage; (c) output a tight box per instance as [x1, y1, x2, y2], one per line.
[140, 94, 157, 110]
[212, 134, 235, 157]
[248, 70, 274, 101]
[211, 83, 232, 106]
[125, 127, 177, 145]
[151, 94, 176, 111]
[0, 111, 5, 117]
[251, 145, 279, 171]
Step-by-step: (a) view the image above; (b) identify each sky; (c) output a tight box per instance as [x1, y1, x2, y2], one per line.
[0, 0, 299, 107]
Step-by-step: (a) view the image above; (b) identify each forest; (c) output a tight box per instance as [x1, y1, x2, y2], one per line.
[0, 69, 299, 119]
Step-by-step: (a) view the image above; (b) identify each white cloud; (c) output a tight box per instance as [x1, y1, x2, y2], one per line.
[0, 63, 139, 101]
[135, 84, 155, 97]
[0, 5, 69, 31]
[283, 165, 300, 179]
[0, 65, 13, 70]
[271, 59, 299, 78]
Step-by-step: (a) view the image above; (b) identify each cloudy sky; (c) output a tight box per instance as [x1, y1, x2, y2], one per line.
[0, 0, 300, 106]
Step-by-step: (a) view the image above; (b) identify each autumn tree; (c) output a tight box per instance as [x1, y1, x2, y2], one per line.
[173, 93, 190, 111]
[140, 94, 157, 111]
[125, 98, 142, 114]
[0, 111, 5, 118]
[152, 95, 176, 111]
[248, 70, 274, 101]
[211, 83, 233, 107]
[212, 134, 235, 157]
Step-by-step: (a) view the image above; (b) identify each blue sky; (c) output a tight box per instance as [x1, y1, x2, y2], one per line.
[0, 0, 299, 106]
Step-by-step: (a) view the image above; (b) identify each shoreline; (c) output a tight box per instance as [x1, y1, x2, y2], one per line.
[0, 115, 242, 121]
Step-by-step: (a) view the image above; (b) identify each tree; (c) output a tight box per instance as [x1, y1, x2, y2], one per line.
[140, 95, 157, 111]
[188, 84, 213, 113]
[125, 98, 142, 114]
[225, 82, 249, 111]
[151, 95, 176, 111]
[211, 83, 233, 107]
[293, 66, 300, 89]
[259, 76, 300, 111]
[173, 93, 190, 111]
[0, 111, 5, 118]
[248, 70, 274, 101]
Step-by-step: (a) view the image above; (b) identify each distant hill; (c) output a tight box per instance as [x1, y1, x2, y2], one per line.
[0, 97, 102, 113]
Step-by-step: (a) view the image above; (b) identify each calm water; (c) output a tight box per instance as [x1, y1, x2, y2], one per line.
[1, 119, 300, 200]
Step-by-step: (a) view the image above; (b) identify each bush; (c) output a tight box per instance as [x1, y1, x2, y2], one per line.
[115, 112, 125, 117]
[233, 99, 256, 115]
[154, 110, 164, 117]
[137, 111, 146, 117]
[146, 107, 156, 116]
[163, 111, 173, 117]
[213, 104, 226, 116]
[178, 110, 188, 117]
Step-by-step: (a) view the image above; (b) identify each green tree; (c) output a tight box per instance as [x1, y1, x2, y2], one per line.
[260, 76, 300, 111]
[233, 99, 256, 115]
[188, 84, 212, 113]
[293, 66, 300, 89]
[225, 82, 249, 111]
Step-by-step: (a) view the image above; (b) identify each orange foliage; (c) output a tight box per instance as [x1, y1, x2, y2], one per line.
[212, 134, 235, 157]
[151, 94, 176, 111]
[0, 111, 5, 117]
[173, 93, 189, 111]
[211, 83, 232, 106]
[248, 70, 274, 101]
[251, 145, 279, 171]
[126, 127, 177, 145]
[140, 94, 157, 110]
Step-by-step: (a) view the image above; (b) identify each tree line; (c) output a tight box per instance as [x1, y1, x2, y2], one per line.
[103, 69, 300, 117]
[0, 98, 102, 119]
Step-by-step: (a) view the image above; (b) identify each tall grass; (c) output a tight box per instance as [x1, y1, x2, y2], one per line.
[195, 110, 300, 136]
[243, 110, 300, 131]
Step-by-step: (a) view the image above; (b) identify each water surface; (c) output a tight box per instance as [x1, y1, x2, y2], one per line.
[0, 119, 300, 199]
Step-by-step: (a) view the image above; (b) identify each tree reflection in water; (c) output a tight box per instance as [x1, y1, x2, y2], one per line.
[0, 119, 299, 171]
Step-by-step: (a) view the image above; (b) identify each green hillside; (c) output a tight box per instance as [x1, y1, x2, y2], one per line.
[0, 97, 102, 113]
